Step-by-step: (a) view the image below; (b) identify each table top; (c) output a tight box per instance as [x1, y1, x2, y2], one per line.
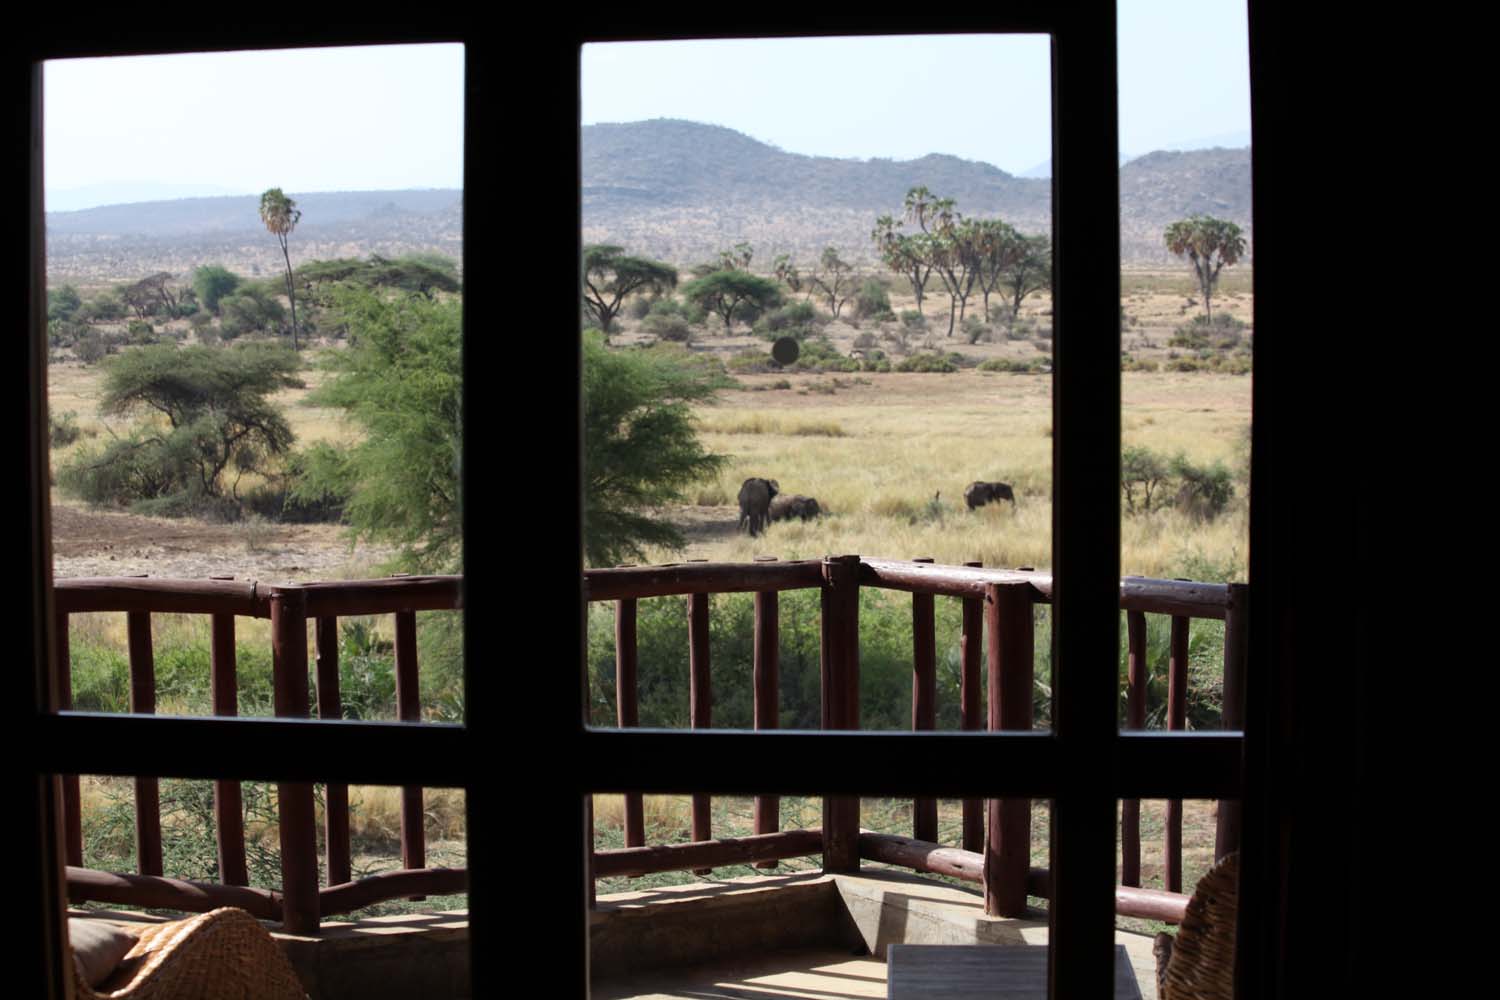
[886, 944, 1143, 1000]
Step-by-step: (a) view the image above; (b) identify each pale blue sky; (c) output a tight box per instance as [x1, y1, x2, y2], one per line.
[43, 6, 1249, 209]
[583, 3, 1250, 175]
[44, 44, 465, 207]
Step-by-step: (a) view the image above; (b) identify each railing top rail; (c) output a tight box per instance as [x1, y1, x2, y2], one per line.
[584, 559, 826, 601]
[584, 558, 1238, 619]
[54, 577, 269, 617]
[54, 574, 463, 618]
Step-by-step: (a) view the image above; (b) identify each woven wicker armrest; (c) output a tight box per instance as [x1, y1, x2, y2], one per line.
[75, 906, 307, 1000]
[1155, 852, 1239, 1000]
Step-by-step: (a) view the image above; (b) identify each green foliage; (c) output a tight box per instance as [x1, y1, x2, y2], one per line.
[297, 286, 463, 571]
[192, 265, 242, 316]
[641, 312, 694, 342]
[126, 319, 157, 345]
[582, 330, 729, 566]
[679, 270, 783, 331]
[219, 283, 287, 340]
[583, 244, 679, 333]
[48, 410, 88, 448]
[978, 357, 1047, 374]
[752, 301, 821, 341]
[297, 254, 460, 302]
[895, 353, 959, 373]
[854, 279, 895, 322]
[58, 343, 301, 514]
[259, 187, 302, 349]
[1169, 312, 1247, 350]
[78, 291, 126, 323]
[1170, 455, 1235, 521]
[48, 284, 82, 323]
[1121, 445, 1172, 513]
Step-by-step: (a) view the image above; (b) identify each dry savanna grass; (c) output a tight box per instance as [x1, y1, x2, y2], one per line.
[645, 368, 1250, 580]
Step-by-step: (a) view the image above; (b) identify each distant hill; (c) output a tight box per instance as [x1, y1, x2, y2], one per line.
[46, 189, 463, 282]
[583, 119, 1251, 266]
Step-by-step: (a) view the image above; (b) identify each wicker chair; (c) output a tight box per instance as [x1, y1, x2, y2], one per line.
[74, 907, 308, 1000]
[1153, 852, 1238, 1000]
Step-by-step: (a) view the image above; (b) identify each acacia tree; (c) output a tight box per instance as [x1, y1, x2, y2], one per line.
[772, 254, 807, 300]
[680, 269, 782, 330]
[260, 188, 303, 349]
[582, 329, 727, 566]
[581, 244, 678, 334]
[1164, 215, 1247, 321]
[809, 246, 856, 318]
[193, 266, 241, 316]
[295, 286, 464, 571]
[58, 343, 301, 511]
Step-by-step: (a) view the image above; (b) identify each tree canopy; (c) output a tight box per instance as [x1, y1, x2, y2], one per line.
[583, 330, 728, 567]
[679, 269, 782, 331]
[296, 286, 463, 571]
[193, 266, 242, 316]
[1164, 215, 1246, 320]
[582, 244, 678, 334]
[58, 342, 302, 513]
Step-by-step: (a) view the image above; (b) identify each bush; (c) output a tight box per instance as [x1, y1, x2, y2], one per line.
[853, 279, 895, 322]
[753, 301, 821, 340]
[1170, 313, 1247, 350]
[961, 315, 990, 344]
[75, 331, 110, 364]
[49, 410, 86, 448]
[899, 310, 926, 332]
[126, 319, 157, 345]
[641, 312, 693, 342]
[648, 297, 707, 326]
[626, 295, 654, 320]
[1121, 445, 1172, 513]
[895, 353, 958, 373]
[1171, 455, 1234, 521]
[979, 357, 1046, 374]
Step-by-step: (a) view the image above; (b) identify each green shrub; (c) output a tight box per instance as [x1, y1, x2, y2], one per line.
[1170, 313, 1247, 350]
[961, 315, 990, 344]
[899, 310, 926, 332]
[642, 312, 693, 342]
[753, 301, 821, 341]
[979, 358, 1045, 374]
[1170, 455, 1234, 521]
[648, 297, 707, 326]
[895, 353, 958, 373]
[49, 410, 86, 448]
[854, 279, 895, 322]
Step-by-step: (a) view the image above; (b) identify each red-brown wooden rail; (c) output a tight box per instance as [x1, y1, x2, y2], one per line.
[820, 555, 862, 874]
[394, 607, 426, 898]
[688, 588, 712, 873]
[1121, 610, 1148, 887]
[960, 560, 984, 854]
[614, 593, 644, 848]
[314, 615, 351, 887]
[1165, 612, 1190, 893]
[984, 582, 1035, 917]
[53, 575, 464, 931]
[752, 556, 780, 868]
[910, 558, 938, 845]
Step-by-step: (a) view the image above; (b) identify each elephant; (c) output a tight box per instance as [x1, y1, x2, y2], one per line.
[737, 477, 780, 536]
[964, 480, 1016, 510]
[769, 494, 821, 523]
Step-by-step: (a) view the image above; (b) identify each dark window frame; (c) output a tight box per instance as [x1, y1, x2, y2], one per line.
[13, 10, 1375, 999]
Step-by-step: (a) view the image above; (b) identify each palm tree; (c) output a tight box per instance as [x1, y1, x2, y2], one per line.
[259, 188, 303, 349]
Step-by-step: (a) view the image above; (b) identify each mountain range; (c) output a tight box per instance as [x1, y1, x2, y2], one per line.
[582, 119, 1251, 266]
[45, 119, 1251, 281]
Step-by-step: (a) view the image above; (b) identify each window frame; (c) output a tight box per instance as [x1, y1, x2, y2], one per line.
[13, 9, 1370, 999]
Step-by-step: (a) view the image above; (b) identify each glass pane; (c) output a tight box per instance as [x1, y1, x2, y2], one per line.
[45, 43, 470, 996]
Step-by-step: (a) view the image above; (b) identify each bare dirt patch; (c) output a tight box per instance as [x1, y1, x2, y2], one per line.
[50, 501, 395, 584]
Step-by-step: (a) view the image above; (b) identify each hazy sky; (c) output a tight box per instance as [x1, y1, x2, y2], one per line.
[44, 44, 465, 203]
[584, 2, 1250, 174]
[44, 5, 1249, 208]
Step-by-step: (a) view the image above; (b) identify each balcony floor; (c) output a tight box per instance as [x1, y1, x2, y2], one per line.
[590, 870, 1160, 1000]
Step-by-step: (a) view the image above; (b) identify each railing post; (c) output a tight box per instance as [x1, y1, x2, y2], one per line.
[210, 586, 249, 887]
[271, 586, 319, 934]
[688, 588, 712, 871]
[910, 558, 938, 844]
[1165, 612, 1190, 893]
[820, 554, 861, 874]
[394, 608, 425, 897]
[126, 608, 162, 877]
[614, 591, 645, 848]
[53, 607, 82, 868]
[1216, 583, 1249, 861]
[984, 582, 1035, 917]
[314, 615, 350, 887]
[960, 560, 984, 853]
[753, 556, 781, 867]
[1120, 609, 1148, 888]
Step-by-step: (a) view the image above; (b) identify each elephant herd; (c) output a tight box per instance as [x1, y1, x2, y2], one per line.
[736, 477, 1017, 536]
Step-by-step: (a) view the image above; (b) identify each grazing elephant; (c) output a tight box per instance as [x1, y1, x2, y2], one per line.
[738, 477, 780, 536]
[964, 480, 1016, 510]
[769, 494, 821, 523]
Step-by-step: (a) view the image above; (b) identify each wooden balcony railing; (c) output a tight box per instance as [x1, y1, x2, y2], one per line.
[53, 574, 464, 934]
[584, 556, 1247, 923]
